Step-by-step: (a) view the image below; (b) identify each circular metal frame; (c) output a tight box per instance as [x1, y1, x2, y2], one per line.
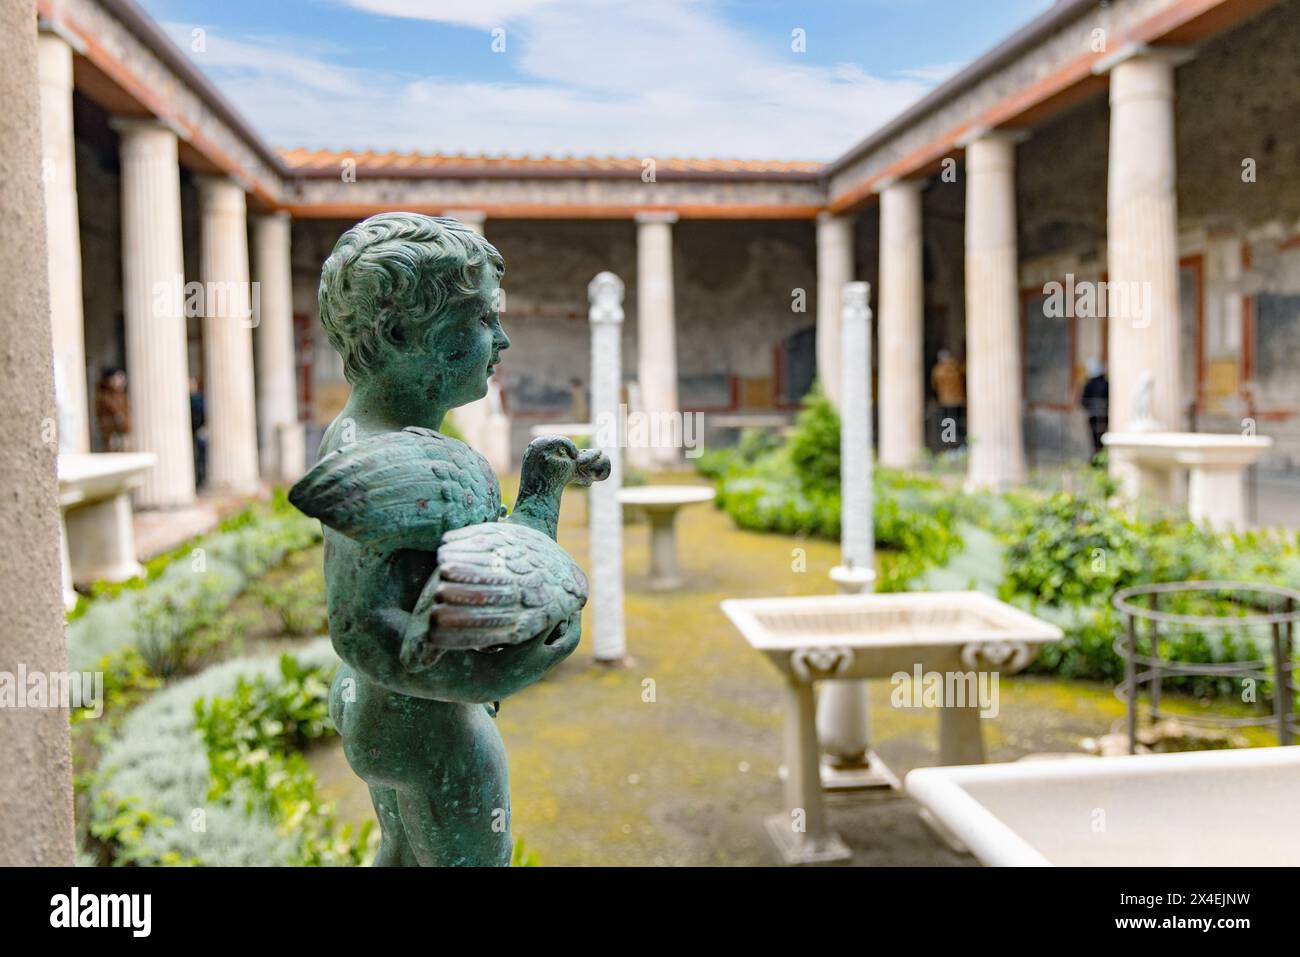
[1111, 581, 1300, 750]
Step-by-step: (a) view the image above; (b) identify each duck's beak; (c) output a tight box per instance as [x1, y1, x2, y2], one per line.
[573, 448, 611, 486]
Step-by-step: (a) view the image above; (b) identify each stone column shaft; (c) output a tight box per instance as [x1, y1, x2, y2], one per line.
[964, 133, 1026, 491]
[877, 181, 925, 468]
[113, 119, 195, 507]
[0, 0, 74, 865]
[635, 212, 679, 469]
[589, 272, 627, 664]
[38, 30, 89, 453]
[815, 213, 854, 407]
[1106, 51, 1183, 433]
[199, 176, 259, 492]
[252, 211, 302, 482]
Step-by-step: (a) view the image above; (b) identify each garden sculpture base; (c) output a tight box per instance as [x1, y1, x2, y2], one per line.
[722, 591, 1061, 864]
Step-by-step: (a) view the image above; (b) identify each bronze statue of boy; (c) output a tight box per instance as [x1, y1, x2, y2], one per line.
[291, 213, 607, 866]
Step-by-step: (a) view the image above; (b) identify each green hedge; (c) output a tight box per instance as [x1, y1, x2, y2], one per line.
[703, 384, 968, 590]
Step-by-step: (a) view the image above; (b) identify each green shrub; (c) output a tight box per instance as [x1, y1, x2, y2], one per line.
[87, 640, 373, 867]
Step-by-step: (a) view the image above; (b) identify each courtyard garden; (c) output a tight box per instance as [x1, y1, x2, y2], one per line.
[66, 395, 1300, 867]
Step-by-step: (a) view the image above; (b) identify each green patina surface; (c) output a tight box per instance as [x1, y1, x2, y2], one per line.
[290, 213, 607, 866]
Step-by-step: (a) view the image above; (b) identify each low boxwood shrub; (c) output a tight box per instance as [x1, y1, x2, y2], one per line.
[86, 640, 373, 867]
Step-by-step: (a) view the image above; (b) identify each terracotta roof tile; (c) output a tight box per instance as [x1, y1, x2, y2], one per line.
[276, 148, 824, 177]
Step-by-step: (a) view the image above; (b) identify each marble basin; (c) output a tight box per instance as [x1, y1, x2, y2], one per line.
[721, 591, 1061, 864]
[906, 746, 1300, 866]
[1103, 431, 1272, 529]
[721, 591, 1062, 681]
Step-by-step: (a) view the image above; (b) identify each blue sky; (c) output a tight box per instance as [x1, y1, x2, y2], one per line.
[138, 0, 1054, 161]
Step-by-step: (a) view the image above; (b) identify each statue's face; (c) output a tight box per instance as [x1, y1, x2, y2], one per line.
[419, 268, 509, 410]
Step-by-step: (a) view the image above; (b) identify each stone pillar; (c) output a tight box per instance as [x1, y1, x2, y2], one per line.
[589, 272, 627, 664]
[816, 282, 892, 790]
[877, 180, 926, 468]
[113, 118, 195, 508]
[964, 132, 1026, 491]
[198, 176, 259, 493]
[634, 211, 680, 469]
[0, 0, 75, 865]
[37, 28, 89, 453]
[1103, 49, 1185, 434]
[815, 212, 854, 407]
[252, 211, 303, 482]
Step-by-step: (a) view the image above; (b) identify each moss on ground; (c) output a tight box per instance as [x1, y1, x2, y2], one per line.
[308, 471, 1283, 866]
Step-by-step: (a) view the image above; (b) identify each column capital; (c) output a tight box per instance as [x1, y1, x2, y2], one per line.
[443, 209, 487, 227]
[634, 210, 678, 225]
[109, 114, 190, 147]
[817, 209, 854, 227]
[873, 175, 926, 196]
[196, 174, 247, 214]
[956, 126, 1029, 150]
[37, 17, 87, 54]
[254, 209, 292, 225]
[588, 271, 625, 324]
[1091, 42, 1195, 76]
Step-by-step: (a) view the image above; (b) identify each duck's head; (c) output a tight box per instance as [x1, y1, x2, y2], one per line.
[522, 436, 611, 488]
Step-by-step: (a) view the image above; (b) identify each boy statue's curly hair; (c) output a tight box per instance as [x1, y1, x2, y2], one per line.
[318, 212, 505, 382]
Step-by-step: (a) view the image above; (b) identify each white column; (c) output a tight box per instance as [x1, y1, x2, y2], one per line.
[815, 212, 854, 407]
[37, 30, 89, 453]
[816, 282, 892, 790]
[252, 211, 303, 482]
[964, 132, 1026, 491]
[112, 118, 195, 508]
[877, 180, 926, 468]
[1103, 49, 1185, 434]
[198, 176, 259, 492]
[0, 0, 75, 864]
[589, 272, 627, 664]
[635, 211, 680, 469]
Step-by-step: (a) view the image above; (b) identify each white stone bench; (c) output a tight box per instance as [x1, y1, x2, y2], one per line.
[58, 452, 155, 607]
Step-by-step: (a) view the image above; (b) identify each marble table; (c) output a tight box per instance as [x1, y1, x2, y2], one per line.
[617, 485, 715, 590]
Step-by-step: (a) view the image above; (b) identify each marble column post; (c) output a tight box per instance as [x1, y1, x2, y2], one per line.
[252, 211, 303, 482]
[589, 272, 627, 664]
[816, 282, 893, 790]
[112, 118, 195, 508]
[634, 211, 680, 469]
[877, 180, 926, 468]
[1102, 48, 1186, 435]
[815, 212, 854, 407]
[198, 176, 259, 492]
[0, 0, 75, 865]
[37, 28, 89, 453]
[964, 132, 1026, 491]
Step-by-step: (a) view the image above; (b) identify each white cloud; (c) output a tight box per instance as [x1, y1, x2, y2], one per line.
[168, 1, 942, 160]
[897, 61, 966, 84]
[337, 0, 561, 30]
